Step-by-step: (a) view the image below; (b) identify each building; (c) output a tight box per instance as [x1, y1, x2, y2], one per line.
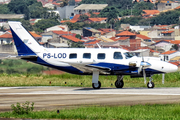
[158, 2, 180, 12]
[74, 4, 108, 15]
[83, 27, 101, 37]
[0, 14, 24, 22]
[57, 5, 75, 20]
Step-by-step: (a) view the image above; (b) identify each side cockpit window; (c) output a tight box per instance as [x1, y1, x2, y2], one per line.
[83, 53, 91, 59]
[69, 53, 77, 59]
[97, 53, 105, 59]
[114, 52, 123, 59]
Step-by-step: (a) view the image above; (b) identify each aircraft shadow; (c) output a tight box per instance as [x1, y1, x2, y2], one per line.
[74, 87, 149, 91]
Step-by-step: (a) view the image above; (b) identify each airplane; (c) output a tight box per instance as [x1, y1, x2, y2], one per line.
[8, 21, 178, 89]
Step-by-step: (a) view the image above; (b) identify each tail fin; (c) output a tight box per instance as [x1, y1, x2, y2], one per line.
[8, 21, 41, 56]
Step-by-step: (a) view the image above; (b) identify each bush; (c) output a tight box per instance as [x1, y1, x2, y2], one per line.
[6, 68, 19, 74]
[11, 101, 34, 115]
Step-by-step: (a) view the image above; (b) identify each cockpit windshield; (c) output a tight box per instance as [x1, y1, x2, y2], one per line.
[124, 52, 135, 59]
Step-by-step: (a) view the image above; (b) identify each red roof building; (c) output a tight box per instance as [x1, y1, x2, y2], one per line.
[61, 35, 84, 42]
[110, 37, 129, 41]
[161, 50, 177, 55]
[116, 31, 136, 39]
[52, 31, 72, 35]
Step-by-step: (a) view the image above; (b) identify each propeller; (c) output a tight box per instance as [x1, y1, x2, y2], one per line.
[138, 59, 151, 84]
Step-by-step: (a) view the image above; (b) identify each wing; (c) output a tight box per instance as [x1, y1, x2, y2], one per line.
[59, 59, 111, 74]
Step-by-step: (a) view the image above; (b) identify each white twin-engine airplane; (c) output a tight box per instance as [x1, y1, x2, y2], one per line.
[8, 21, 178, 89]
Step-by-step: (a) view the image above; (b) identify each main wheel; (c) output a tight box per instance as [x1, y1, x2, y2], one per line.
[147, 81, 154, 88]
[92, 81, 101, 89]
[115, 80, 124, 88]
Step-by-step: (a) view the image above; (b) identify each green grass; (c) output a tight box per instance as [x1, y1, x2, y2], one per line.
[0, 72, 180, 87]
[1, 104, 180, 119]
[0, 59, 47, 74]
[0, 72, 179, 87]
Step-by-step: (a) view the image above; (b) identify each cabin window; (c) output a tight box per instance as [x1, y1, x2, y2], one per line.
[83, 53, 91, 59]
[114, 52, 123, 59]
[69, 53, 77, 59]
[97, 53, 105, 59]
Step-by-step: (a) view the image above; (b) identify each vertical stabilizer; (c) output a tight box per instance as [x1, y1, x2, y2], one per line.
[8, 21, 41, 56]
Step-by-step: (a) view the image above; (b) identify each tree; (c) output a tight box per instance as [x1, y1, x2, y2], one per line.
[60, 0, 68, 7]
[8, 0, 30, 20]
[133, 2, 154, 16]
[78, 14, 89, 22]
[69, 41, 85, 48]
[20, 19, 33, 31]
[150, 10, 180, 25]
[34, 19, 60, 33]
[75, 34, 82, 39]
[0, 4, 12, 14]
[99, 6, 119, 29]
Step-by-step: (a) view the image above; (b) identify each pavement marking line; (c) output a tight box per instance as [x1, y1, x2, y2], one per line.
[0, 93, 180, 95]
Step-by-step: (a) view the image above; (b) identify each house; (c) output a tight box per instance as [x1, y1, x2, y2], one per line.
[83, 27, 101, 37]
[30, 19, 41, 25]
[136, 34, 152, 42]
[98, 28, 116, 38]
[29, 32, 42, 42]
[150, 40, 173, 52]
[60, 35, 84, 44]
[116, 31, 136, 39]
[130, 25, 151, 32]
[74, 4, 108, 15]
[0, 31, 13, 44]
[41, 30, 72, 43]
[142, 10, 160, 18]
[160, 50, 180, 61]
[161, 31, 175, 39]
[86, 18, 107, 23]
[84, 40, 100, 48]
[45, 25, 69, 32]
[43, 3, 55, 9]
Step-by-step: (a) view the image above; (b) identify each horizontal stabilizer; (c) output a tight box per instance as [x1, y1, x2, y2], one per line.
[17, 55, 38, 59]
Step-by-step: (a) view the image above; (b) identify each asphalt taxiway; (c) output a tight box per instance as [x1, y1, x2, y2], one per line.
[0, 87, 180, 112]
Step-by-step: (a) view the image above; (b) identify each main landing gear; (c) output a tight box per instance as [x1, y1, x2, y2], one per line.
[147, 76, 155, 88]
[115, 75, 124, 88]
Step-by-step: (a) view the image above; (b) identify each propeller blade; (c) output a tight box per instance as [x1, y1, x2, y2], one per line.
[162, 74, 165, 84]
[138, 66, 143, 74]
[143, 69, 146, 84]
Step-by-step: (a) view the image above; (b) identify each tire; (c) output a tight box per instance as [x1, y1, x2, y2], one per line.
[92, 81, 101, 89]
[115, 80, 124, 88]
[147, 81, 154, 88]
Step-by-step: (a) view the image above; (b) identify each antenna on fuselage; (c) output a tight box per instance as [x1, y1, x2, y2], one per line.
[96, 43, 101, 48]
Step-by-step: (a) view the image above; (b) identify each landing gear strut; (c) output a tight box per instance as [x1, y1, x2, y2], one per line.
[92, 70, 101, 89]
[147, 76, 154, 88]
[115, 75, 124, 88]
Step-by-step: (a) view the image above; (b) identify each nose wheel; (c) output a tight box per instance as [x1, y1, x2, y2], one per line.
[147, 81, 154, 88]
[147, 76, 154, 88]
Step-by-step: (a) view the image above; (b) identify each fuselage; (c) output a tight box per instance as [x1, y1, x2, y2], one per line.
[30, 47, 178, 76]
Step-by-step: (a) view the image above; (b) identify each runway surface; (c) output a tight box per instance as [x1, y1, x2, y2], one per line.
[1, 86, 180, 112]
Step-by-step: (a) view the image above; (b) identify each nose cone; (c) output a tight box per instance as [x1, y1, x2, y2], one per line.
[169, 63, 178, 73]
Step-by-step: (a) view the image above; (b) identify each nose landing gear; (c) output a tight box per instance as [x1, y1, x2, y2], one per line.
[147, 76, 154, 88]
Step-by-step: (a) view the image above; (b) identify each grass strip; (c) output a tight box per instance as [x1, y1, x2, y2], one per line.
[0, 104, 180, 119]
[0, 72, 180, 87]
